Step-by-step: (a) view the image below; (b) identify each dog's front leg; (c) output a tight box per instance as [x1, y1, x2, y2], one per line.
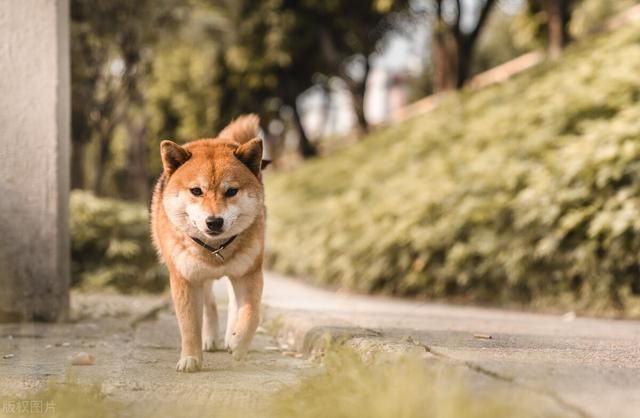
[170, 273, 204, 372]
[227, 267, 263, 360]
[202, 279, 219, 352]
[224, 278, 238, 350]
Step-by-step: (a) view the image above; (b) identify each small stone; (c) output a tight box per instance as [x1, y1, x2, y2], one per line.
[69, 352, 96, 366]
[2, 354, 15, 359]
[45, 344, 53, 349]
[473, 333, 493, 340]
[61, 342, 71, 347]
[281, 351, 296, 357]
[562, 311, 576, 322]
[264, 346, 280, 352]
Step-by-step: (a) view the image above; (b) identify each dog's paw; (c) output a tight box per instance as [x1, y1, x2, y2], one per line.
[224, 331, 233, 351]
[203, 336, 218, 352]
[175, 356, 201, 373]
[227, 334, 249, 361]
[231, 348, 248, 361]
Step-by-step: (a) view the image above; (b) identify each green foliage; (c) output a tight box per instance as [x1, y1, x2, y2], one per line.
[70, 191, 166, 293]
[510, 0, 640, 51]
[570, 0, 640, 37]
[70, 0, 184, 195]
[472, 9, 531, 76]
[266, 25, 640, 317]
[199, 0, 410, 119]
[145, 39, 223, 175]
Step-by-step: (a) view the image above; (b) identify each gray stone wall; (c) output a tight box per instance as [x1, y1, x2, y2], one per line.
[0, 0, 70, 322]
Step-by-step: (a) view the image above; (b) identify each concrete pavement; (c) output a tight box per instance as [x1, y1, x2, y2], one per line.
[259, 272, 640, 418]
[0, 291, 311, 418]
[1, 273, 638, 418]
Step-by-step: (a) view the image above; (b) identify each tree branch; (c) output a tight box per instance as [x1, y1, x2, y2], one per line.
[467, 0, 496, 48]
[434, 0, 443, 22]
[453, 0, 462, 38]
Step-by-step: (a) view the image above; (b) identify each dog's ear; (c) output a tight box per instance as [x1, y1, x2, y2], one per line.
[160, 140, 191, 174]
[234, 138, 263, 177]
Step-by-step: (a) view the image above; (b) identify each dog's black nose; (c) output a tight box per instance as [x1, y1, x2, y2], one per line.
[206, 216, 224, 232]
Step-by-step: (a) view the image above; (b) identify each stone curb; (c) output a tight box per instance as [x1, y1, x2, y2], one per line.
[260, 305, 588, 418]
[261, 305, 428, 360]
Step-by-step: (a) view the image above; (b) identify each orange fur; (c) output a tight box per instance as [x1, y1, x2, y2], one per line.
[218, 114, 261, 144]
[151, 114, 265, 372]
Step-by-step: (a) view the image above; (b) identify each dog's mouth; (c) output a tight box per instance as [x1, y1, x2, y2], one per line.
[206, 230, 224, 236]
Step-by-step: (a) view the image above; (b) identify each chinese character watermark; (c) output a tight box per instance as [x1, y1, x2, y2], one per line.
[2, 399, 56, 414]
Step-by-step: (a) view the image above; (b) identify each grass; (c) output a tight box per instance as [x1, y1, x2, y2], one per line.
[265, 24, 640, 317]
[0, 347, 555, 418]
[271, 347, 552, 418]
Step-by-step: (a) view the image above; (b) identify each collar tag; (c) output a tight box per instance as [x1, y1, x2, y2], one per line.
[189, 235, 237, 262]
[213, 251, 225, 262]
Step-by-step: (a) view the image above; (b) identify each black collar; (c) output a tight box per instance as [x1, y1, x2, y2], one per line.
[190, 235, 237, 262]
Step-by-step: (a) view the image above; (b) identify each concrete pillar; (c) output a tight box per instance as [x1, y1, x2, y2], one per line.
[0, 0, 70, 322]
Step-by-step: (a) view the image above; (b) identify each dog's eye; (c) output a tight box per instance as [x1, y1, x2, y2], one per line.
[224, 188, 238, 198]
[190, 187, 203, 196]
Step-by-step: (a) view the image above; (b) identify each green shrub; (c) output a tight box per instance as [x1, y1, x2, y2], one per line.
[265, 26, 640, 317]
[70, 190, 167, 293]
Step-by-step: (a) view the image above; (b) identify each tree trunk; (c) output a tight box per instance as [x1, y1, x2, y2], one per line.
[71, 140, 86, 189]
[121, 118, 150, 202]
[319, 84, 333, 138]
[348, 58, 371, 135]
[291, 101, 317, 159]
[93, 131, 111, 196]
[541, 0, 569, 58]
[432, 0, 496, 91]
[456, 40, 474, 89]
[432, 26, 458, 92]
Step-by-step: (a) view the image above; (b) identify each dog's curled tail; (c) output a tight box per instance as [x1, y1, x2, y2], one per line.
[218, 113, 260, 144]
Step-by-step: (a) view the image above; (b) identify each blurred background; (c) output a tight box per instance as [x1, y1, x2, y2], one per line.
[70, 0, 640, 318]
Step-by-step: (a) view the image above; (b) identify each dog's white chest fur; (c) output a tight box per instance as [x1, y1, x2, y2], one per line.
[172, 247, 222, 282]
[172, 238, 260, 282]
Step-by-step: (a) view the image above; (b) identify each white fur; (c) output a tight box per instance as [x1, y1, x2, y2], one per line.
[164, 184, 262, 283]
[202, 280, 219, 351]
[170, 229, 261, 283]
[224, 278, 238, 349]
[164, 187, 260, 242]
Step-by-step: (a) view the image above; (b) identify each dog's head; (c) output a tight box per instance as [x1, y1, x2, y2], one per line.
[159, 114, 265, 241]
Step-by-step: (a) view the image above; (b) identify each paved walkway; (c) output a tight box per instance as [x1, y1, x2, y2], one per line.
[259, 272, 640, 418]
[0, 292, 310, 418]
[1, 273, 638, 418]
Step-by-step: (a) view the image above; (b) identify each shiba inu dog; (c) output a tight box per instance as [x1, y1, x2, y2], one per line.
[151, 114, 266, 372]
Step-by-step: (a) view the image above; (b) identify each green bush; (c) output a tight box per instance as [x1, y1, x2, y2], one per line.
[70, 190, 167, 293]
[265, 26, 640, 317]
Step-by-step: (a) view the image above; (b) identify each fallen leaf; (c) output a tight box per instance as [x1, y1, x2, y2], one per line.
[69, 352, 96, 366]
